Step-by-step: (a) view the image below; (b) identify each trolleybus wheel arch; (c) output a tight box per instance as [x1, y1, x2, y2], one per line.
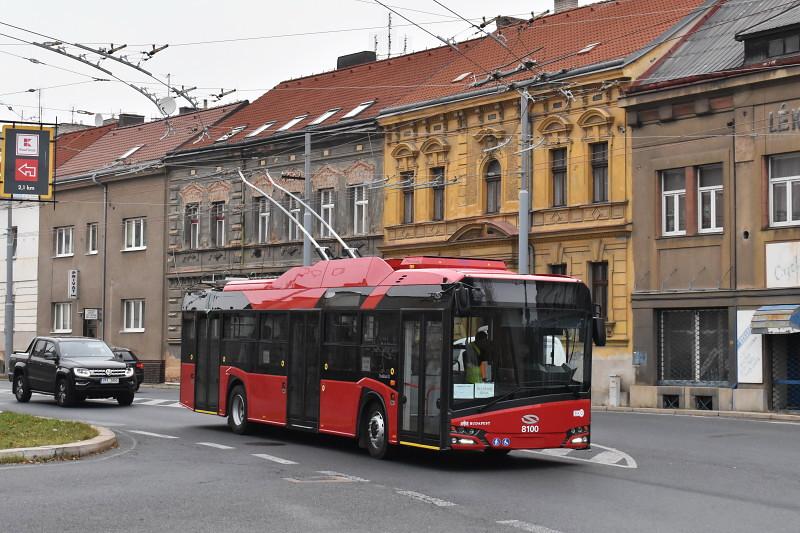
[228, 384, 250, 435]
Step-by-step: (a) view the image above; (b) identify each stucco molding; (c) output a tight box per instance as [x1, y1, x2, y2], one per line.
[343, 160, 375, 185]
[179, 183, 205, 204]
[207, 181, 231, 203]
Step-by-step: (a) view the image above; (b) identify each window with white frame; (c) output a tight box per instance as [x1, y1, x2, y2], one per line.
[257, 197, 270, 244]
[288, 197, 301, 240]
[401, 172, 415, 224]
[769, 152, 800, 226]
[53, 302, 72, 333]
[210, 202, 225, 247]
[485, 160, 501, 214]
[353, 185, 368, 235]
[185, 203, 199, 249]
[551, 148, 567, 207]
[320, 188, 334, 237]
[698, 164, 723, 232]
[86, 223, 98, 254]
[432, 167, 445, 221]
[123, 217, 146, 250]
[123, 299, 145, 332]
[54, 226, 74, 257]
[661, 168, 686, 236]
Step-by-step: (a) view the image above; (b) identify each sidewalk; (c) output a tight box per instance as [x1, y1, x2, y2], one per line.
[593, 405, 800, 423]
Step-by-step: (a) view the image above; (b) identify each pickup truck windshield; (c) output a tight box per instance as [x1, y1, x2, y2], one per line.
[59, 340, 115, 358]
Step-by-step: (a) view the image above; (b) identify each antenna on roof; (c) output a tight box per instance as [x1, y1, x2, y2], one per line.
[237, 169, 332, 261]
[263, 170, 361, 259]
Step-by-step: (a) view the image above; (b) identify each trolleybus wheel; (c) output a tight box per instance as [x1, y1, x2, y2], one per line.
[364, 403, 390, 459]
[228, 385, 250, 435]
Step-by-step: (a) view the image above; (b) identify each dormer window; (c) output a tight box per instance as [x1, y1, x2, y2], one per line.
[738, 11, 800, 64]
[310, 108, 341, 125]
[278, 115, 308, 131]
[246, 121, 276, 138]
[117, 145, 143, 160]
[342, 100, 374, 119]
[215, 126, 245, 142]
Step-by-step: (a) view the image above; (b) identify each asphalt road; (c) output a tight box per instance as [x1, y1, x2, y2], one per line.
[1, 382, 799, 533]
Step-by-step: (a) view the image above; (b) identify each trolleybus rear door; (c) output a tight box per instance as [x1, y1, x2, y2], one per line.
[287, 311, 321, 429]
[195, 313, 221, 413]
[399, 312, 444, 448]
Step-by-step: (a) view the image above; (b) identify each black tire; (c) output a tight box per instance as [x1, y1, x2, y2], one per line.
[13, 373, 31, 403]
[133, 381, 141, 392]
[364, 402, 391, 459]
[116, 391, 134, 406]
[55, 378, 74, 407]
[227, 385, 250, 435]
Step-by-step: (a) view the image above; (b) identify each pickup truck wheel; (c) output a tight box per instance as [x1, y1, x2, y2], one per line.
[55, 378, 74, 407]
[116, 391, 134, 406]
[13, 374, 31, 403]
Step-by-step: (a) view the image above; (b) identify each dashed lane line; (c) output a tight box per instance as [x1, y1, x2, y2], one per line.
[497, 519, 565, 533]
[137, 399, 173, 406]
[196, 442, 234, 450]
[252, 453, 298, 465]
[128, 430, 180, 439]
[395, 490, 458, 507]
[519, 443, 637, 469]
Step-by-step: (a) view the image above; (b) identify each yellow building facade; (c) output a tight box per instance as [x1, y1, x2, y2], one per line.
[378, 51, 679, 401]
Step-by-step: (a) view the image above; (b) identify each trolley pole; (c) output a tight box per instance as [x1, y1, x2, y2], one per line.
[4, 202, 13, 373]
[302, 132, 313, 266]
[518, 94, 531, 275]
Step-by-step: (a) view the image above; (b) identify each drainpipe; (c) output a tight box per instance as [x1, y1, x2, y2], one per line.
[91, 173, 108, 340]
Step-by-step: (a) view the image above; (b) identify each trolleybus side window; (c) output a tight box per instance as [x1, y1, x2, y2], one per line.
[258, 313, 288, 374]
[181, 314, 196, 363]
[223, 313, 258, 371]
[361, 313, 399, 377]
[324, 312, 360, 374]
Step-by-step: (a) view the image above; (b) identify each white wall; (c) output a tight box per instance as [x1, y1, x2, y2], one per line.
[0, 202, 39, 356]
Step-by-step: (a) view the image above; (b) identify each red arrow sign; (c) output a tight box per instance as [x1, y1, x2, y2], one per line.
[14, 159, 38, 182]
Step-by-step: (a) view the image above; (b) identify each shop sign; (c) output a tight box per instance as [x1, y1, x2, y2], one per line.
[737, 310, 763, 384]
[766, 241, 800, 288]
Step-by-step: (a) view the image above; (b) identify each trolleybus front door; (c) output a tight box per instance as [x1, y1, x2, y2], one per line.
[287, 311, 321, 429]
[195, 313, 221, 413]
[399, 312, 445, 448]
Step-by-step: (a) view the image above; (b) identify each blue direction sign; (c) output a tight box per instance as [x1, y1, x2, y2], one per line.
[1, 125, 55, 199]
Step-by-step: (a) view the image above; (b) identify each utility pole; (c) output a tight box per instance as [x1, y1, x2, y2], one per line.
[4, 203, 13, 372]
[518, 94, 531, 274]
[302, 132, 313, 266]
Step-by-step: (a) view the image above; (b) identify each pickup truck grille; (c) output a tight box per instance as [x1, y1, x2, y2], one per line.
[88, 368, 127, 377]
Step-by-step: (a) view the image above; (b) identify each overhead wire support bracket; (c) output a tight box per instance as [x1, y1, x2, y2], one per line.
[237, 169, 332, 261]
[263, 169, 361, 259]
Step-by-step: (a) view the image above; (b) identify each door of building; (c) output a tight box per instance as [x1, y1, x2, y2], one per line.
[771, 334, 800, 411]
[398, 312, 444, 448]
[82, 319, 98, 338]
[287, 311, 320, 429]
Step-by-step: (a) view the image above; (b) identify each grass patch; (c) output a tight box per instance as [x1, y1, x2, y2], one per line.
[0, 411, 97, 449]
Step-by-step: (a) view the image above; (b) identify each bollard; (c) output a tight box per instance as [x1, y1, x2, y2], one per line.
[609, 375, 621, 407]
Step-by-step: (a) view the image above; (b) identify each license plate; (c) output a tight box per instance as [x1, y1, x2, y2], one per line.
[100, 377, 119, 384]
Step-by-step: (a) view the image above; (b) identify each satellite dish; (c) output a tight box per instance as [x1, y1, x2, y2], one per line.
[94, 113, 104, 127]
[157, 96, 177, 116]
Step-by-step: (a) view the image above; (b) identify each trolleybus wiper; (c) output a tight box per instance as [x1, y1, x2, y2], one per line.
[238, 169, 332, 260]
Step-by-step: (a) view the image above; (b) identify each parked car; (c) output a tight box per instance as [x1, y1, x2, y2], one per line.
[7, 336, 136, 406]
[111, 347, 144, 391]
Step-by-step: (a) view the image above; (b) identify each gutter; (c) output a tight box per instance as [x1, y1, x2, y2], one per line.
[91, 172, 108, 341]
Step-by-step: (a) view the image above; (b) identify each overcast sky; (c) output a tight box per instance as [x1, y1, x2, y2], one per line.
[0, 1, 597, 125]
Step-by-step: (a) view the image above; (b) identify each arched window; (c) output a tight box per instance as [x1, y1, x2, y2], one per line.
[485, 159, 501, 213]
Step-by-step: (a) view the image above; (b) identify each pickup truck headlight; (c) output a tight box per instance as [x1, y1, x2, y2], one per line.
[124, 367, 135, 378]
[73, 368, 91, 378]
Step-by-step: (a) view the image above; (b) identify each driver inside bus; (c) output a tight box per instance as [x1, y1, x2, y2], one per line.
[466, 330, 495, 383]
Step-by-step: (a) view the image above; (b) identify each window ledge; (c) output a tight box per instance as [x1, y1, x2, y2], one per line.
[86, 251, 99, 256]
[54, 253, 74, 258]
[120, 329, 145, 334]
[121, 247, 147, 252]
[51, 330, 72, 334]
[769, 222, 800, 229]
[697, 229, 724, 235]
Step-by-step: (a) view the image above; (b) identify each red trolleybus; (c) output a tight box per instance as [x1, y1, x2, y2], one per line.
[180, 256, 606, 459]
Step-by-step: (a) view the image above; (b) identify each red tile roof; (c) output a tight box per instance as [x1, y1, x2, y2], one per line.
[391, 0, 709, 107]
[56, 103, 246, 179]
[188, 0, 707, 149]
[55, 122, 118, 168]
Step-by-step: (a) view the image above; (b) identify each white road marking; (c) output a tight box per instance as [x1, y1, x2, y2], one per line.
[129, 430, 179, 439]
[497, 519, 564, 533]
[316, 470, 369, 482]
[252, 453, 297, 465]
[166, 402, 184, 408]
[395, 490, 457, 507]
[196, 442, 234, 450]
[137, 399, 172, 406]
[520, 443, 637, 469]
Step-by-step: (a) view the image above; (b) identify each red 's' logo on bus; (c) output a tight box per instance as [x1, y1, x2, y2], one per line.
[521, 414, 540, 425]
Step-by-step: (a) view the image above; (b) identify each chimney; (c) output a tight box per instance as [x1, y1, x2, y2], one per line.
[337, 51, 377, 70]
[554, 0, 579, 13]
[118, 113, 145, 127]
[179, 106, 197, 115]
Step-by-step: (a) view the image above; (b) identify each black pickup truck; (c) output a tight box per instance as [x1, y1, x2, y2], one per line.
[7, 336, 137, 406]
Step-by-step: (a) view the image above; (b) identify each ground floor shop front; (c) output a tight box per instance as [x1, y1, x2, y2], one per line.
[631, 289, 800, 412]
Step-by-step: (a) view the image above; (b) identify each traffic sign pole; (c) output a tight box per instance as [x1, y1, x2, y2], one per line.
[4, 202, 12, 374]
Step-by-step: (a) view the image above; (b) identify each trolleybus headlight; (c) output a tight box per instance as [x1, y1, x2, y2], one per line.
[571, 436, 588, 444]
[73, 368, 91, 378]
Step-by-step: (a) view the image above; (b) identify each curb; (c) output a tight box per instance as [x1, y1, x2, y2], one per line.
[140, 383, 180, 389]
[0, 425, 117, 463]
[593, 405, 800, 423]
